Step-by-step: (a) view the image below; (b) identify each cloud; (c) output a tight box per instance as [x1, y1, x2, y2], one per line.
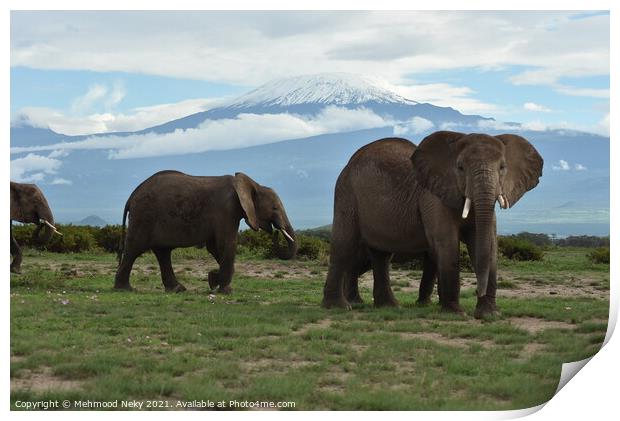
[551, 160, 587, 171]
[71, 84, 109, 114]
[10, 153, 63, 182]
[14, 97, 227, 135]
[10, 11, 608, 89]
[523, 102, 551, 112]
[393, 117, 435, 136]
[10, 106, 391, 159]
[50, 177, 73, 185]
[552, 160, 570, 171]
[386, 82, 500, 116]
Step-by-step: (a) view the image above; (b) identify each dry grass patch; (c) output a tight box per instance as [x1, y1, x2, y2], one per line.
[11, 367, 84, 393]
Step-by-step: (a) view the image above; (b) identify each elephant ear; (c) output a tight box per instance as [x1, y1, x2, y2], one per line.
[10, 182, 25, 222]
[233, 172, 259, 231]
[496, 134, 543, 208]
[411, 131, 466, 209]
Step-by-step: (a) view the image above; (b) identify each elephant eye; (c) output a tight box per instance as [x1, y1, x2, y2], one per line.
[457, 163, 464, 172]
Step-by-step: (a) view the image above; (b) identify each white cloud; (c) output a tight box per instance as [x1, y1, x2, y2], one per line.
[393, 117, 435, 136]
[14, 97, 227, 135]
[10, 11, 608, 89]
[10, 153, 62, 182]
[523, 102, 551, 112]
[50, 177, 73, 185]
[10, 107, 391, 159]
[382, 82, 500, 116]
[71, 84, 109, 114]
[552, 160, 570, 171]
[551, 160, 587, 172]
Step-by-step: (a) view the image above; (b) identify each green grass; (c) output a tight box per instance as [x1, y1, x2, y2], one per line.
[10, 248, 609, 410]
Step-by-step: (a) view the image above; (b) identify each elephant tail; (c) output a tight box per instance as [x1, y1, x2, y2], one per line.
[117, 201, 130, 264]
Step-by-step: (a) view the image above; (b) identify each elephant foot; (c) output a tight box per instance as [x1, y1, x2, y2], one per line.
[166, 283, 187, 293]
[346, 293, 364, 304]
[416, 297, 432, 306]
[374, 295, 400, 308]
[217, 285, 233, 294]
[440, 301, 466, 316]
[474, 296, 500, 320]
[113, 283, 135, 292]
[208, 270, 220, 290]
[321, 295, 352, 310]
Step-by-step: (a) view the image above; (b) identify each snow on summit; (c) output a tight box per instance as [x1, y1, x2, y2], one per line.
[229, 73, 418, 108]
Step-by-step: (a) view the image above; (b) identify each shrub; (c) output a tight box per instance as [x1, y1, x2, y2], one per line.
[555, 235, 610, 248]
[588, 248, 610, 264]
[94, 225, 123, 253]
[44, 225, 96, 253]
[295, 235, 329, 261]
[237, 229, 274, 258]
[498, 236, 544, 261]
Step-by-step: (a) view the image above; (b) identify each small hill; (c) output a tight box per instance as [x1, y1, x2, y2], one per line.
[78, 215, 108, 227]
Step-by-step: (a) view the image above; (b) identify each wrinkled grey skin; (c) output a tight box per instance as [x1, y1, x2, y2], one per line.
[114, 170, 297, 293]
[10, 182, 55, 273]
[323, 132, 543, 318]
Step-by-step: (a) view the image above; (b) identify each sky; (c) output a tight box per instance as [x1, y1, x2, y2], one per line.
[10, 10, 610, 137]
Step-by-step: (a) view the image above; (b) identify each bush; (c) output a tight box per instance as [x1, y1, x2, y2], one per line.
[513, 232, 553, 248]
[295, 235, 329, 261]
[498, 236, 544, 261]
[588, 248, 610, 264]
[94, 225, 123, 253]
[237, 229, 274, 258]
[555, 235, 610, 248]
[44, 225, 97, 253]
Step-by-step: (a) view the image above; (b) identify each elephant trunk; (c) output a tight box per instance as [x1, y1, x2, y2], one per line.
[33, 206, 55, 245]
[273, 218, 297, 260]
[473, 177, 497, 297]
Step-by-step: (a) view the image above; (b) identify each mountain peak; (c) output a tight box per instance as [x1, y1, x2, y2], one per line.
[228, 73, 417, 108]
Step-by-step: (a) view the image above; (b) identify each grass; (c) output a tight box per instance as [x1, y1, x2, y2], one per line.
[10, 247, 609, 410]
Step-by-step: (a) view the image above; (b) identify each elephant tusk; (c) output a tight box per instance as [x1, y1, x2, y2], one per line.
[280, 228, 295, 243]
[504, 195, 510, 209]
[462, 197, 471, 219]
[39, 219, 63, 236]
[498, 195, 506, 209]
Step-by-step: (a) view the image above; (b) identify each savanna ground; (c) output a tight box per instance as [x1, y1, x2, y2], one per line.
[10, 247, 609, 410]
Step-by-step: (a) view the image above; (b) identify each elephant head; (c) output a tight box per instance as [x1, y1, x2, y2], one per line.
[233, 172, 297, 259]
[411, 131, 543, 297]
[10, 181, 59, 244]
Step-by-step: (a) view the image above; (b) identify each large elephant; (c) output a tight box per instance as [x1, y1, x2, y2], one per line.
[322, 132, 543, 318]
[114, 170, 297, 293]
[10, 181, 60, 273]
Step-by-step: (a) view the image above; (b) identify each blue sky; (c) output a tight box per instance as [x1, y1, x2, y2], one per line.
[10, 10, 609, 137]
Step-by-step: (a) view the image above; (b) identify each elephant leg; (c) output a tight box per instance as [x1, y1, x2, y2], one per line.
[417, 253, 437, 305]
[153, 247, 186, 293]
[344, 248, 371, 304]
[370, 248, 399, 308]
[433, 243, 463, 315]
[206, 241, 221, 290]
[473, 224, 500, 319]
[344, 271, 364, 304]
[114, 249, 140, 291]
[10, 234, 22, 274]
[214, 241, 236, 294]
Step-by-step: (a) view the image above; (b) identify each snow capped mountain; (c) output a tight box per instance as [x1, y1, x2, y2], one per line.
[228, 73, 418, 108]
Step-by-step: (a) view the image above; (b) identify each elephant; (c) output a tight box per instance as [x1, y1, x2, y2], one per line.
[114, 170, 297, 293]
[322, 131, 543, 318]
[10, 181, 60, 273]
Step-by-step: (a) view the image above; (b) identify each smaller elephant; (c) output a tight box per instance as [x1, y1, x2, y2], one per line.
[344, 247, 438, 306]
[114, 170, 297, 293]
[10, 181, 61, 273]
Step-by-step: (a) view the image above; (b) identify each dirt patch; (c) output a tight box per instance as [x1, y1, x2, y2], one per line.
[508, 317, 575, 334]
[294, 318, 332, 336]
[11, 367, 83, 393]
[240, 358, 316, 373]
[398, 332, 494, 349]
